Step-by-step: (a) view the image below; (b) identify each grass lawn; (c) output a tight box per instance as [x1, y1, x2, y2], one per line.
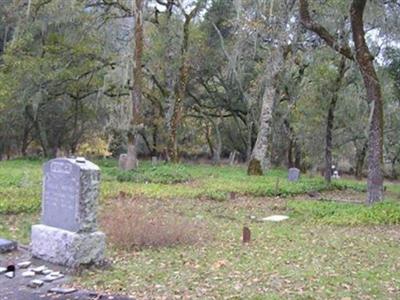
[1, 158, 400, 299]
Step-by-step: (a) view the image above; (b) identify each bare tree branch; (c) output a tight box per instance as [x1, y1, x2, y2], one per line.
[299, 0, 354, 60]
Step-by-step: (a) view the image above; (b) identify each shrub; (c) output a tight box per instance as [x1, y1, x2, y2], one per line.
[100, 197, 209, 250]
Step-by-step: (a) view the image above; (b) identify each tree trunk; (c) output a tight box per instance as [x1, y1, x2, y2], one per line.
[126, 0, 144, 171]
[294, 141, 302, 170]
[125, 133, 138, 170]
[299, 0, 384, 204]
[324, 58, 346, 183]
[284, 119, 295, 168]
[355, 140, 368, 179]
[288, 138, 293, 168]
[213, 116, 222, 164]
[205, 124, 214, 159]
[350, 0, 384, 204]
[168, 1, 205, 162]
[164, 17, 176, 162]
[246, 115, 253, 162]
[152, 123, 158, 156]
[21, 110, 32, 157]
[391, 157, 398, 179]
[169, 18, 190, 163]
[248, 48, 283, 175]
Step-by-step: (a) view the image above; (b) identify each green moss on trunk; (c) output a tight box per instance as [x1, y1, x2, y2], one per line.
[247, 159, 263, 176]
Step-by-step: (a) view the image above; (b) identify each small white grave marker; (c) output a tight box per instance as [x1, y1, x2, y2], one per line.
[260, 215, 289, 222]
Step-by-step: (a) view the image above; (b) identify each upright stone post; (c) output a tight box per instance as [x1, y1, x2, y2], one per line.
[31, 157, 105, 267]
[288, 167, 300, 182]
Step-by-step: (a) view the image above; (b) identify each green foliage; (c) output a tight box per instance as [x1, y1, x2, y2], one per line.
[116, 164, 192, 184]
[0, 159, 42, 214]
[289, 200, 400, 225]
[0, 158, 375, 215]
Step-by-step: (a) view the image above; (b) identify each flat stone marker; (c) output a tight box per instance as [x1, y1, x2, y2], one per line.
[49, 287, 77, 294]
[260, 215, 289, 222]
[17, 261, 32, 269]
[31, 158, 105, 267]
[0, 238, 17, 253]
[288, 168, 300, 182]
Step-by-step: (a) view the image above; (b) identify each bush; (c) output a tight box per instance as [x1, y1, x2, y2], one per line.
[116, 164, 192, 184]
[100, 197, 209, 250]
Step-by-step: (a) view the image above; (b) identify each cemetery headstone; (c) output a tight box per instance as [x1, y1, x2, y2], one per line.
[118, 153, 128, 170]
[31, 158, 105, 267]
[331, 165, 341, 179]
[151, 156, 158, 166]
[288, 167, 300, 182]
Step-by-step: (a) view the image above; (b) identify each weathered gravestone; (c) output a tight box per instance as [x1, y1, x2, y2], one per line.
[31, 158, 105, 267]
[288, 167, 300, 182]
[118, 153, 128, 170]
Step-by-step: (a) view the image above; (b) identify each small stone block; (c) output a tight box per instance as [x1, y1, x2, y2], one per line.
[22, 271, 36, 277]
[260, 215, 289, 222]
[28, 279, 44, 288]
[43, 273, 64, 282]
[76, 157, 86, 163]
[5, 271, 15, 279]
[49, 271, 61, 276]
[0, 267, 7, 274]
[0, 238, 17, 253]
[42, 269, 52, 275]
[17, 261, 32, 269]
[49, 287, 77, 294]
[32, 265, 46, 274]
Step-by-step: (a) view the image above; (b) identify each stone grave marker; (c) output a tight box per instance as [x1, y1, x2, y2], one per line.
[31, 157, 105, 267]
[242, 227, 251, 244]
[118, 153, 128, 170]
[288, 167, 300, 182]
[0, 238, 17, 253]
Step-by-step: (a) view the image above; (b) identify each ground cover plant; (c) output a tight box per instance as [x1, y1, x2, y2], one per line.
[1, 158, 400, 299]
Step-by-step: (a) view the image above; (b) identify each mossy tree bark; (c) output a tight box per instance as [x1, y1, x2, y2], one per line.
[299, 0, 384, 204]
[126, 0, 144, 171]
[325, 57, 346, 183]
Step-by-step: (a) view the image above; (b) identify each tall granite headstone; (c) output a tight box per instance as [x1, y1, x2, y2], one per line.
[288, 167, 300, 182]
[31, 158, 105, 267]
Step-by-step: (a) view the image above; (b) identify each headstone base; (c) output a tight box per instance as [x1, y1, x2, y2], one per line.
[0, 238, 17, 253]
[31, 224, 105, 267]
